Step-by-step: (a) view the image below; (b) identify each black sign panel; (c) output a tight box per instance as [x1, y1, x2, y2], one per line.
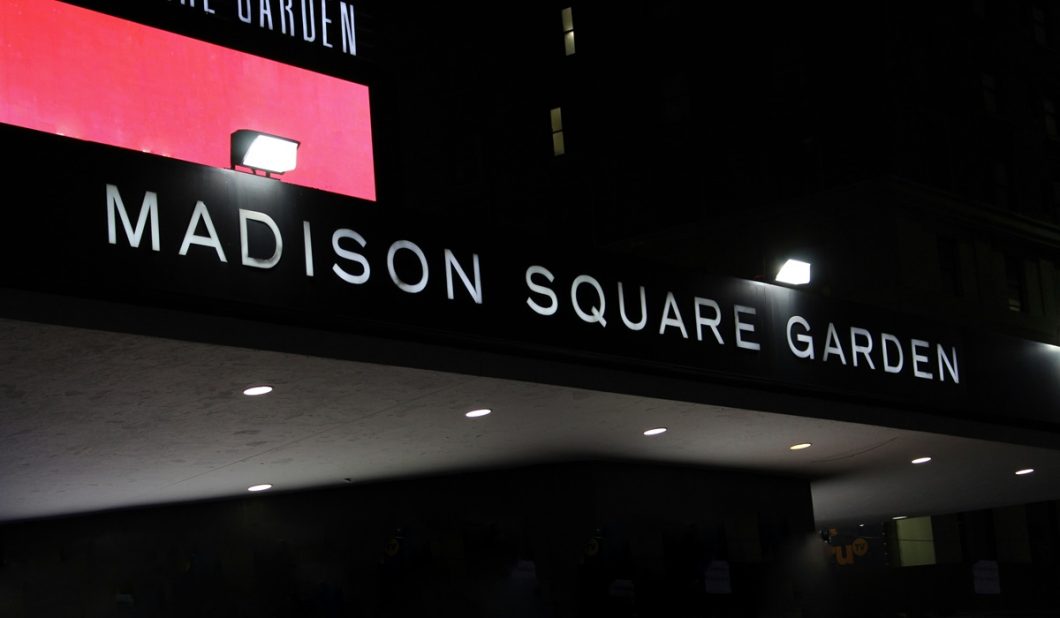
[58, 0, 371, 82]
[6, 124, 1056, 433]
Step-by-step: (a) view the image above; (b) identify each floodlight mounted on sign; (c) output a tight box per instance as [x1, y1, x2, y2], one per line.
[231, 130, 300, 177]
[775, 259, 812, 286]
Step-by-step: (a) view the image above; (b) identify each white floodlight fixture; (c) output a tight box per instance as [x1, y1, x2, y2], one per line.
[231, 130, 300, 176]
[776, 259, 812, 286]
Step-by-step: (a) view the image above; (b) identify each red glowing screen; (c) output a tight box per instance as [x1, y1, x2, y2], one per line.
[0, 0, 375, 201]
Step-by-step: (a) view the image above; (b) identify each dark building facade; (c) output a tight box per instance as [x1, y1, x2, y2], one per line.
[1, 1, 1059, 616]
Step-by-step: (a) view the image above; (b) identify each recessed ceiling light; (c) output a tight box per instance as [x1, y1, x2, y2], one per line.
[892, 515, 907, 520]
[248, 484, 272, 492]
[643, 427, 667, 436]
[465, 408, 492, 418]
[243, 385, 273, 396]
[789, 443, 812, 450]
[911, 457, 932, 464]
[1015, 468, 1035, 476]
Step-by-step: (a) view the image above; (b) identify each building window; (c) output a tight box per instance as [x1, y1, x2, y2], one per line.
[1044, 98, 1057, 138]
[1006, 255, 1026, 313]
[894, 517, 937, 567]
[561, 7, 575, 56]
[981, 73, 997, 113]
[550, 107, 565, 156]
[1032, 6, 1048, 45]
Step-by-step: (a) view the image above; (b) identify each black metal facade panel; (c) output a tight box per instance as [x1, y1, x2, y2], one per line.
[5, 124, 1055, 430]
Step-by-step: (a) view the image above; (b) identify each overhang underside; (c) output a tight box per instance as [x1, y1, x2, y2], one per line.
[1, 294, 1058, 526]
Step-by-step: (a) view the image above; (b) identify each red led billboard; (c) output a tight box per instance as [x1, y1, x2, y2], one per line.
[0, 0, 375, 201]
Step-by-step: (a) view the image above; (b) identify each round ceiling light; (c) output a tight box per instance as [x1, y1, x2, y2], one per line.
[247, 484, 273, 492]
[243, 385, 273, 396]
[789, 443, 812, 450]
[911, 457, 932, 464]
[1015, 468, 1035, 476]
[465, 408, 492, 418]
[643, 427, 668, 436]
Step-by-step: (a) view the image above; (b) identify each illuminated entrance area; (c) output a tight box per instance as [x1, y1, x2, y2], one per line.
[0, 313, 1057, 615]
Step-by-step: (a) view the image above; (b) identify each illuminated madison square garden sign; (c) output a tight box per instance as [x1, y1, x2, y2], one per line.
[1, 0, 1059, 431]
